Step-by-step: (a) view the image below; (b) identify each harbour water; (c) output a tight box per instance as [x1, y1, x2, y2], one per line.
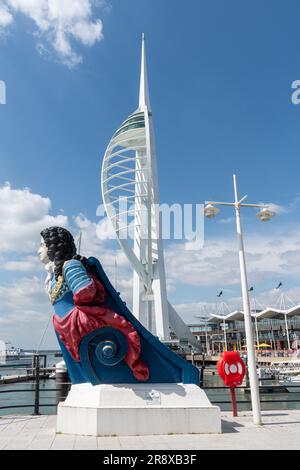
[1, 354, 300, 415]
[204, 366, 300, 412]
[0, 351, 65, 416]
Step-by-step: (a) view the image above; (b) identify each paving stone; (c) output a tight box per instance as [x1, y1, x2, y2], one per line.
[74, 435, 98, 450]
[97, 437, 122, 450]
[118, 436, 147, 450]
[51, 434, 76, 450]
[1, 411, 300, 450]
[140, 435, 173, 450]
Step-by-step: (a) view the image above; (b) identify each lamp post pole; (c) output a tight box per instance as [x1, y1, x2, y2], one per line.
[279, 295, 291, 351]
[284, 314, 291, 351]
[204, 174, 275, 426]
[223, 317, 227, 351]
[195, 316, 211, 355]
[250, 293, 260, 348]
[254, 316, 259, 348]
[205, 325, 210, 355]
[233, 175, 262, 425]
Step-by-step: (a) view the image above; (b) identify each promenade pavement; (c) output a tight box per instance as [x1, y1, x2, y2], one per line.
[0, 410, 300, 450]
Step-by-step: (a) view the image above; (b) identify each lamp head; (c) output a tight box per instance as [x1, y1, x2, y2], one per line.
[204, 204, 220, 219]
[256, 208, 275, 222]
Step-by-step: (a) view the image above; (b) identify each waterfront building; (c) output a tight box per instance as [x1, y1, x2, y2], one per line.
[189, 314, 300, 354]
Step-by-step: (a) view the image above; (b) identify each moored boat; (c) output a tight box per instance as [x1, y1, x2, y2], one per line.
[280, 375, 300, 393]
[0, 341, 22, 361]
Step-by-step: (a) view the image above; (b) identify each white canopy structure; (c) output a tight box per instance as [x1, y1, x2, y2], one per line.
[253, 308, 286, 320]
[205, 299, 300, 351]
[101, 36, 200, 350]
[208, 306, 300, 323]
[286, 305, 300, 317]
[208, 310, 245, 323]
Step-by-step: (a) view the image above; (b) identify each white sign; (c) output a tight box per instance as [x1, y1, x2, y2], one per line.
[145, 390, 161, 406]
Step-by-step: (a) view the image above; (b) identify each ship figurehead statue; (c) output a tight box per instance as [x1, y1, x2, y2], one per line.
[39, 226, 199, 386]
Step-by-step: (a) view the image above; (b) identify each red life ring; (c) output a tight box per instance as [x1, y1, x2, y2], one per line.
[217, 351, 246, 388]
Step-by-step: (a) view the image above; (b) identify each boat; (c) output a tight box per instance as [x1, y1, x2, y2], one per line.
[280, 375, 300, 393]
[257, 367, 279, 381]
[0, 341, 22, 361]
[270, 359, 300, 378]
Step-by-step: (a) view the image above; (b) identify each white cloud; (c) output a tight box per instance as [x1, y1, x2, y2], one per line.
[0, 0, 105, 67]
[0, 2, 13, 27]
[0, 182, 68, 253]
[73, 213, 116, 261]
[165, 225, 300, 291]
[259, 195, 300, 216]
[0, 275, 58, 349]
[218, 217, 236, 224]
[165, 239, 240, 288]
[3, 256, 43, 272]
[0, 276, 48, 320]
[175, 301, 214, 320]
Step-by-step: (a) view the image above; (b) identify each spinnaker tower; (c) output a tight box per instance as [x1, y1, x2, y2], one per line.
[101, 35, 200, 350]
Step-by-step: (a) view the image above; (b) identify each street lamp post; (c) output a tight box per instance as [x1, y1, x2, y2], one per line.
[278, 294, 291, 351]
[204, 174, 275, 426]
[195, 316, 211, 355]
[250, 294, 260, 348]
[254, 316, 260, 348]
[222, 317, 227, 351]
[284, 314, 291, 351]
[204, 324, 209, 354]
[217, 302, 229, 352]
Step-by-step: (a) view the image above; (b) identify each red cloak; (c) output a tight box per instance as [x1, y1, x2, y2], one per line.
[53, 276, 149, 382]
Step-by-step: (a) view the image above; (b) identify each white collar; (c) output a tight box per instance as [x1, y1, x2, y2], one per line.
[45, 261, 55, 295]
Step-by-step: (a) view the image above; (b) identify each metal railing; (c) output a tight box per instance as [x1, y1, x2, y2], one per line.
[0, 354, 71, 415]
[1, 356, 300, 415]
[2, 383, 300, 414]
[203, 385, 300, 404]
[0, 387, 71, 414]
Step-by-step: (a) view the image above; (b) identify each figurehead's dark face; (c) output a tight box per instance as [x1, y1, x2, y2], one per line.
[40, 227, 77, 279]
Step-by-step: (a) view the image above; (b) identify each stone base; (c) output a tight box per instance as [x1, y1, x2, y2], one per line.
[57, 383, 221, 436]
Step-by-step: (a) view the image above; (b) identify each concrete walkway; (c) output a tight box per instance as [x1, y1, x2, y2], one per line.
[1, 410, 300, 450]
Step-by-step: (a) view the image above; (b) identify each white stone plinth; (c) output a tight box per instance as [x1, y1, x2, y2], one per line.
[57, 383, 221, 436]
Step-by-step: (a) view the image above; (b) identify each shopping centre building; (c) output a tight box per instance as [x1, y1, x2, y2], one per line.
[189, 305, 300, 354]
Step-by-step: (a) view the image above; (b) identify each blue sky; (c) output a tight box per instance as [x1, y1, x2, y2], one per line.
[1, 0, 300, 348]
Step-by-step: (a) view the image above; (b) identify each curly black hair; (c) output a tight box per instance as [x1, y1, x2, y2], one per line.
[41, 227, 77, 280]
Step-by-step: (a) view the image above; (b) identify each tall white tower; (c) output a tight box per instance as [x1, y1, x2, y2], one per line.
[102, 36, 200, 349]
